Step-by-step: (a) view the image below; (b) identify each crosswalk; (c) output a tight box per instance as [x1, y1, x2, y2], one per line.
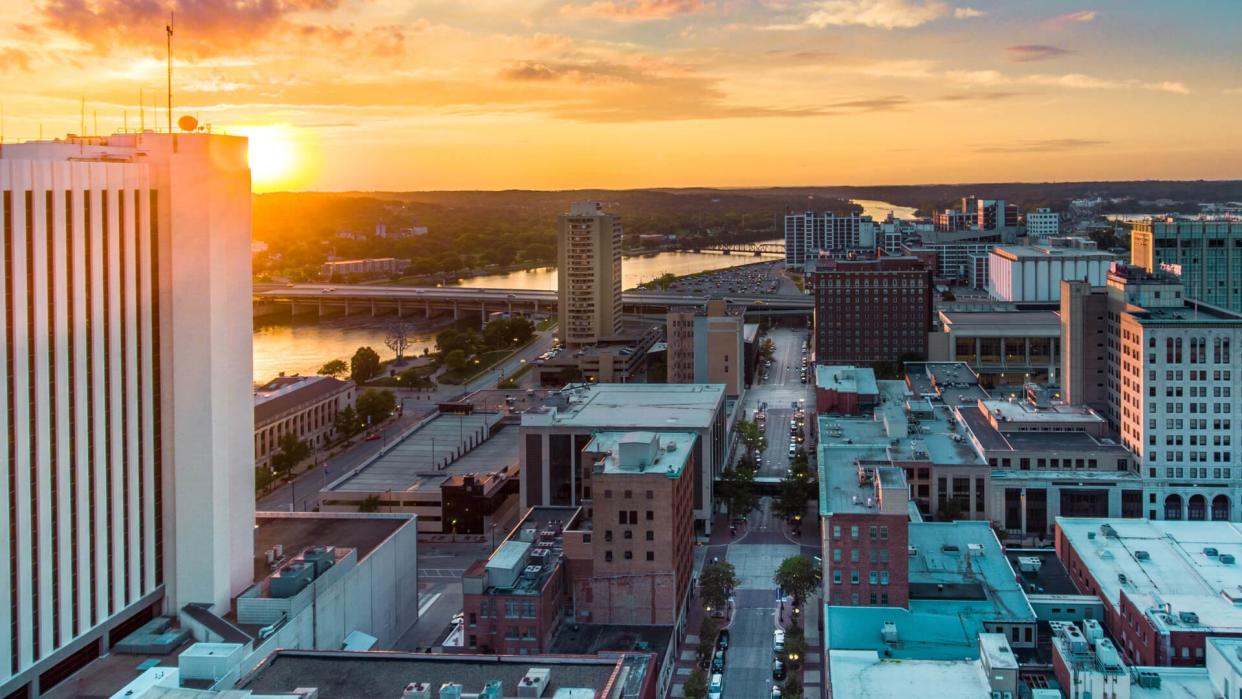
[419, 568, 465, 579]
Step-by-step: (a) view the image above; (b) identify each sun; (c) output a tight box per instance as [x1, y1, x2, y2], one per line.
[234, 124, 310, 192]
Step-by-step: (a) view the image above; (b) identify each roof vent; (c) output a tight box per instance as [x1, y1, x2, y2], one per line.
[881, 621, 898, 643]
[1204, 547, 1219, 557]
[1222, 554, 1236, 564]
[403, 683, 431, 699]
[517, 668, 551, 698]
[1134, 550, 1150, 561]
[1179, 611, 1200, 625]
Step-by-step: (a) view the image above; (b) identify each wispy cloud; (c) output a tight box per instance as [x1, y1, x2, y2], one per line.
[1046, 9, 1098, 26]
[560, 0, 707, 21]
[801, 0, 949, 29]
[973, 138, 1108, 153]
[938, 91, 1023, 102]
[1006, 44, 1072, 62]
[953, 7, 983, 18]
[0, 48, 33, 73]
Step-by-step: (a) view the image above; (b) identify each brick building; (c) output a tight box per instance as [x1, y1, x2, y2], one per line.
[1056, 518, 1242, 666]
[814, 365, 879, 415]
[813, 253, 932, 365]
[820, 463, 911, 607]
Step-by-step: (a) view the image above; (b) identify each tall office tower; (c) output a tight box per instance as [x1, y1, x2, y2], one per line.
[783, 212, 875, 268]
[1025, 208, 1060, 240]
[813, 253, 932, 365]
[976, 199, 1018, 230]
[1061, 263, 1242, 522]
[1131, 217, 1242, 312]
[557, 201, 622, 347]
[0, 132, 254, 696]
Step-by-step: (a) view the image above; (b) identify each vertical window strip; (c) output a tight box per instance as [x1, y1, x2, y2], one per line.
[102, 190, 112, 620]
[4, 190, 18, 674]
[133, 189, 145, 592]
[119, 189, 130, 604]
[84, 190, 97, 627]
[25, 190, 40, 657]
[66, 190, 79, 635]
[149, 191, 162, 588]
[45, 190, 60, 651]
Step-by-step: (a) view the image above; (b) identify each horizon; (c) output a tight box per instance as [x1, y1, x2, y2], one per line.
[3, 1, 1241, 192]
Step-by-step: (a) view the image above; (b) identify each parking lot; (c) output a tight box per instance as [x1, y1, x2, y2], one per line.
[660, 260, 799, 296]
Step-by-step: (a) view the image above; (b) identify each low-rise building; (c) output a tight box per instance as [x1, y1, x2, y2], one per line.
[814, 365, 879, 415]
[929, 309, 1061, 386]
[320, 257, 409, 278]
[254, 375, 355, 472]
[534, 324, 660, 384]
[828, 634, 1016, 699]
[520, 383, 727, 533]
[987, 244, 1113, 303]
[1056, 518, 1242, 666]
[820, 462, 911, 607]
[1025, 208, 1061, 240]
[666, 299, 746, 396]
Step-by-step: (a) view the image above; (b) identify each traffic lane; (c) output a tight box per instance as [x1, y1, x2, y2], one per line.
[721, 606, 779, 699]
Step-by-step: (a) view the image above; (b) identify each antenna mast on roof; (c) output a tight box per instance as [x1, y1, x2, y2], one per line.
[165, 11, 174, 135]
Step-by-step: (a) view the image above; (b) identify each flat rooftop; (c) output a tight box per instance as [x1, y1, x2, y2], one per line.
[327, 413, 514, 494]
[240, 650, 638, 698]
[905, 362, 990, 405]
[254, 375, 351, 427]
[1130, 666, 1213, 699]
[815, 365, 878, 395]
[828, 651, 991, 698]
[992, 244, 1114, 261]
[939, 310, 1062, 336]
[548, 623, 673, 659]
[978, 398, 1106, 426]
[252, 514, 410, 584]
[585, 431, 695, 478]
[1057, 518, 1242, 632]
[522, 383, 724, 430]
[908, 521, 1034, 622]
[1128, 302, 1242, 324]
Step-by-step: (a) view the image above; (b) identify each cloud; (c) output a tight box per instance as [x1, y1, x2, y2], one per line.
[561, 0, 707, 21]
[0, 48, 33, 73]
[1027, 72, 1118, 89]
[802, 0, 948, 29]
[498, 61, 562, 81]
[953, 6, 983, 18]
[937, 91, 1023, 102]
[39, 0, 345, 56]
[1148, 81, 1189, 95]
[1226, 87, 1242, 96]
[1006, 44, 1071, 62]
[1046, 9, 1097, 25]
[829, 95, 909, 111]
[973, 138, 1107, 153]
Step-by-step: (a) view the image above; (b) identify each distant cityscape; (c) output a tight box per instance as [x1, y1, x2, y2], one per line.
[5, 128, 1242, 699]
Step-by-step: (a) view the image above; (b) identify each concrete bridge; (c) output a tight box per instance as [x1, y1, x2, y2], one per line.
[254, 284, 812, 322]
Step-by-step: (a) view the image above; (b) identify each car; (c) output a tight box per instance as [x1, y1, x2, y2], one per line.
[788, 444, 796, 455]
[711, 649, 726, 672]
[708, 673, 724, 699]
[321, 287, 336, 293]
[771, 687, 782, 699]
[716, 630, 730, 651]
[773, 659, 786, 681]
[364, 431, 382, 441]
[773, 629, 785, 653]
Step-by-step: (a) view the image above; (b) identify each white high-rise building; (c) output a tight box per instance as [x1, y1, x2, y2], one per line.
[783, 212, 875, 267]
[558, 201, 622, 346]
[0, 132, 254, 696]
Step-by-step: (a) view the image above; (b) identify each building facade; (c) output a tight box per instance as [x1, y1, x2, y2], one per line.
[987, 245, 1112, 303]
[1025, 208, 1060, 239]
[783, 212, 875, 268]
[813, 254, 932, 365]
[665, 300, 744, 396]
[1132, 217, 1242, 313]
[557, 202, 622, 346]
[0, 133, 255, 696]
[319, 257, 408, 279]
[1061, 264, 1242, 522]
[254, 375, 355, 472]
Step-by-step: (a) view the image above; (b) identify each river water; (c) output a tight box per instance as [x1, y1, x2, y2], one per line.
[252, 198, 903, 382]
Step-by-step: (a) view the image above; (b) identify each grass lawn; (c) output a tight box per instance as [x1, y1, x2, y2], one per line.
[439, 348, 516, 385]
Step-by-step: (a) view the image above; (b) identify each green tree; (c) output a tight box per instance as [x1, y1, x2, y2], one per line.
[444, 349, 469, 373]
[356, 388, 397, 427]
[774, 555, 822, 613]
[781, 674, 803, 698]
[696, 616, 720, 662]
[270, 433, 310, 478]
[718, 461, 759, 518]
[735, 419, 764, 455]
[358, 495, 381, 513]
[774, 475, 812, 523]
[334, 405, 363, 439]
[699, 561, 738, 614]
[350, 346, 382, 383]
[318, 359, 348, 378]
[683, 669, 708, 699]
[783, 625, 808, 665]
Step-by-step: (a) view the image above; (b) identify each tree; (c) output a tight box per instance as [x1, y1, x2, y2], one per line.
[318, 359, 348, 378]
[444, 349, 469, 373]
[783, 625, 808, 665]
[270, 433, 310, 478]
[780, 674, 803, 698]
[358, 495, 381, 513]
[356, 388, 397, 427]
[436, 327, 477, 356]
[696, 616, 720, 662]
[774, 475, 812, 523]
[682, 669, 708, 699]
[774, 555, 821, 613]
[350, 346, 382, 383]
[384, 323, 412, 361]
[718, 461, 758, 518]
[334, 405, 363, 439]
[699, 561, 738, 614]
[735, 419, 763, 455]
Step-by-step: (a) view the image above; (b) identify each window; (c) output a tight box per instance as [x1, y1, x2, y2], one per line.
[869, 571, 878, 584]
[833, 570, 842, 584]
[833, 526, 841, 539]
[624, 551, 633, 560]
[624, 490, 632, 499]
[646, 490, 653, 499]
[850, 549, 860, 563]
[605, 551, 613, 562]
[646, 510, 654, 521]
[646, 551, 654, 561]
[605, 530, 612, 542]
[851, 571, 860, 584]
[869, 526, 877, 539]
[624, 530, 632, 540]
[880, 572, 889, 585]
[833, 549, 842, 562]
[850, 526, 860, 539]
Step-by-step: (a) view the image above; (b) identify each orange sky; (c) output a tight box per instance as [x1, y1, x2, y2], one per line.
[2, 0, 1241, 192]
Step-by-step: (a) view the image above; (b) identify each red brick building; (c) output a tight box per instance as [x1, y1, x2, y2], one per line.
[821, 463, 911, 607]
[1056, 518, 1242, 667]
[813, 253, 933, 365]
[813, 365, 879, 415]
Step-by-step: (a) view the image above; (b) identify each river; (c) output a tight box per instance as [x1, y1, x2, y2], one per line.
[252, 198, 904, 382]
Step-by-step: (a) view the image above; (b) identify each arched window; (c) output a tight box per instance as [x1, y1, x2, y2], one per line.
[1164, 494, 1183, 520]
[1188, 494, 1207, 521]
[1213, 495, 1231, 521]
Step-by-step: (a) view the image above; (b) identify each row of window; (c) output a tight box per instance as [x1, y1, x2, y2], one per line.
[603, 550, 656, 562]
[830, 524, 890, 540]
[831, 569, 890, 585]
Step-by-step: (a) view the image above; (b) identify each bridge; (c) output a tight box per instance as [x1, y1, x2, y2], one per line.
[254, 284, 812, 321]
[692, 242, 784, 256]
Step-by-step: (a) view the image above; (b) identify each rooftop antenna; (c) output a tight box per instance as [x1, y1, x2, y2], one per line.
[165, 11, 174, 134]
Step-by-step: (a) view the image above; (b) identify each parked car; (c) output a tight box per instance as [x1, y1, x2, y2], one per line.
[711, 649, 726, 673]
[365, 431, 382, 441]
[716, 630, 730, 651]
[773, 629, 785, 653]
[708, 673, 724, 699]
[773, 659, 786, 681]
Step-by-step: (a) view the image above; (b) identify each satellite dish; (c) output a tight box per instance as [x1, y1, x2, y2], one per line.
[177, 115, 198, 132]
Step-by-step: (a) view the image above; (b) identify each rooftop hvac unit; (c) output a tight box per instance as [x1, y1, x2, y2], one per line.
[881, 621, 898, 643]
[403, 683, 432, 699]
[523, 565, 542, 577]
[1134, 550, 1150, 561]
[1135, 671, 1162, 689]
[273, 543, 284, 558]
[269, 561, 315, 599]
[530, 549, 549, 559]
[1082, 619, 1104, 644]
[517, 668, 551, 698]
[1222, 554, 1237, 564]
[302, 545, 336, 576]
[439, 683, 463, 699]
[1100, 524, 1116, 539]
[1178, 611, 1200, 625]
[1095, 638, 1122, 670]
[479, 680, 502, 699]
[1204, 547, 1219, 557]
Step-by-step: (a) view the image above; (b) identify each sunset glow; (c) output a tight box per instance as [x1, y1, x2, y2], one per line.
[2, 0, 1240, 191]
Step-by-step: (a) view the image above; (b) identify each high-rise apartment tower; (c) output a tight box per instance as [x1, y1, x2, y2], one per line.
[558, 201, 622, 347]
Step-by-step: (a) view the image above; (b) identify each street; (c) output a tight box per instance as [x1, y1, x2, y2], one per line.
[742, 326, 813, 479]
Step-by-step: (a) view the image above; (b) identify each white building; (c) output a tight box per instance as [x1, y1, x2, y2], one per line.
[557, 202, 622, 347]
[783, 212, 875, 267]
[1025, 208, 1060, 240]
[988, 245, 1112, 302]
[254, 375, 355, 472]
[0, 132, 255, 696]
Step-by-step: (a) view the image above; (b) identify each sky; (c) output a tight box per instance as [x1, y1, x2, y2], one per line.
[2, 0, 1241, 192]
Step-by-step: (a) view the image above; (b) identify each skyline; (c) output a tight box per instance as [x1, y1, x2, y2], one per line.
[2, 1, 1242, 192]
